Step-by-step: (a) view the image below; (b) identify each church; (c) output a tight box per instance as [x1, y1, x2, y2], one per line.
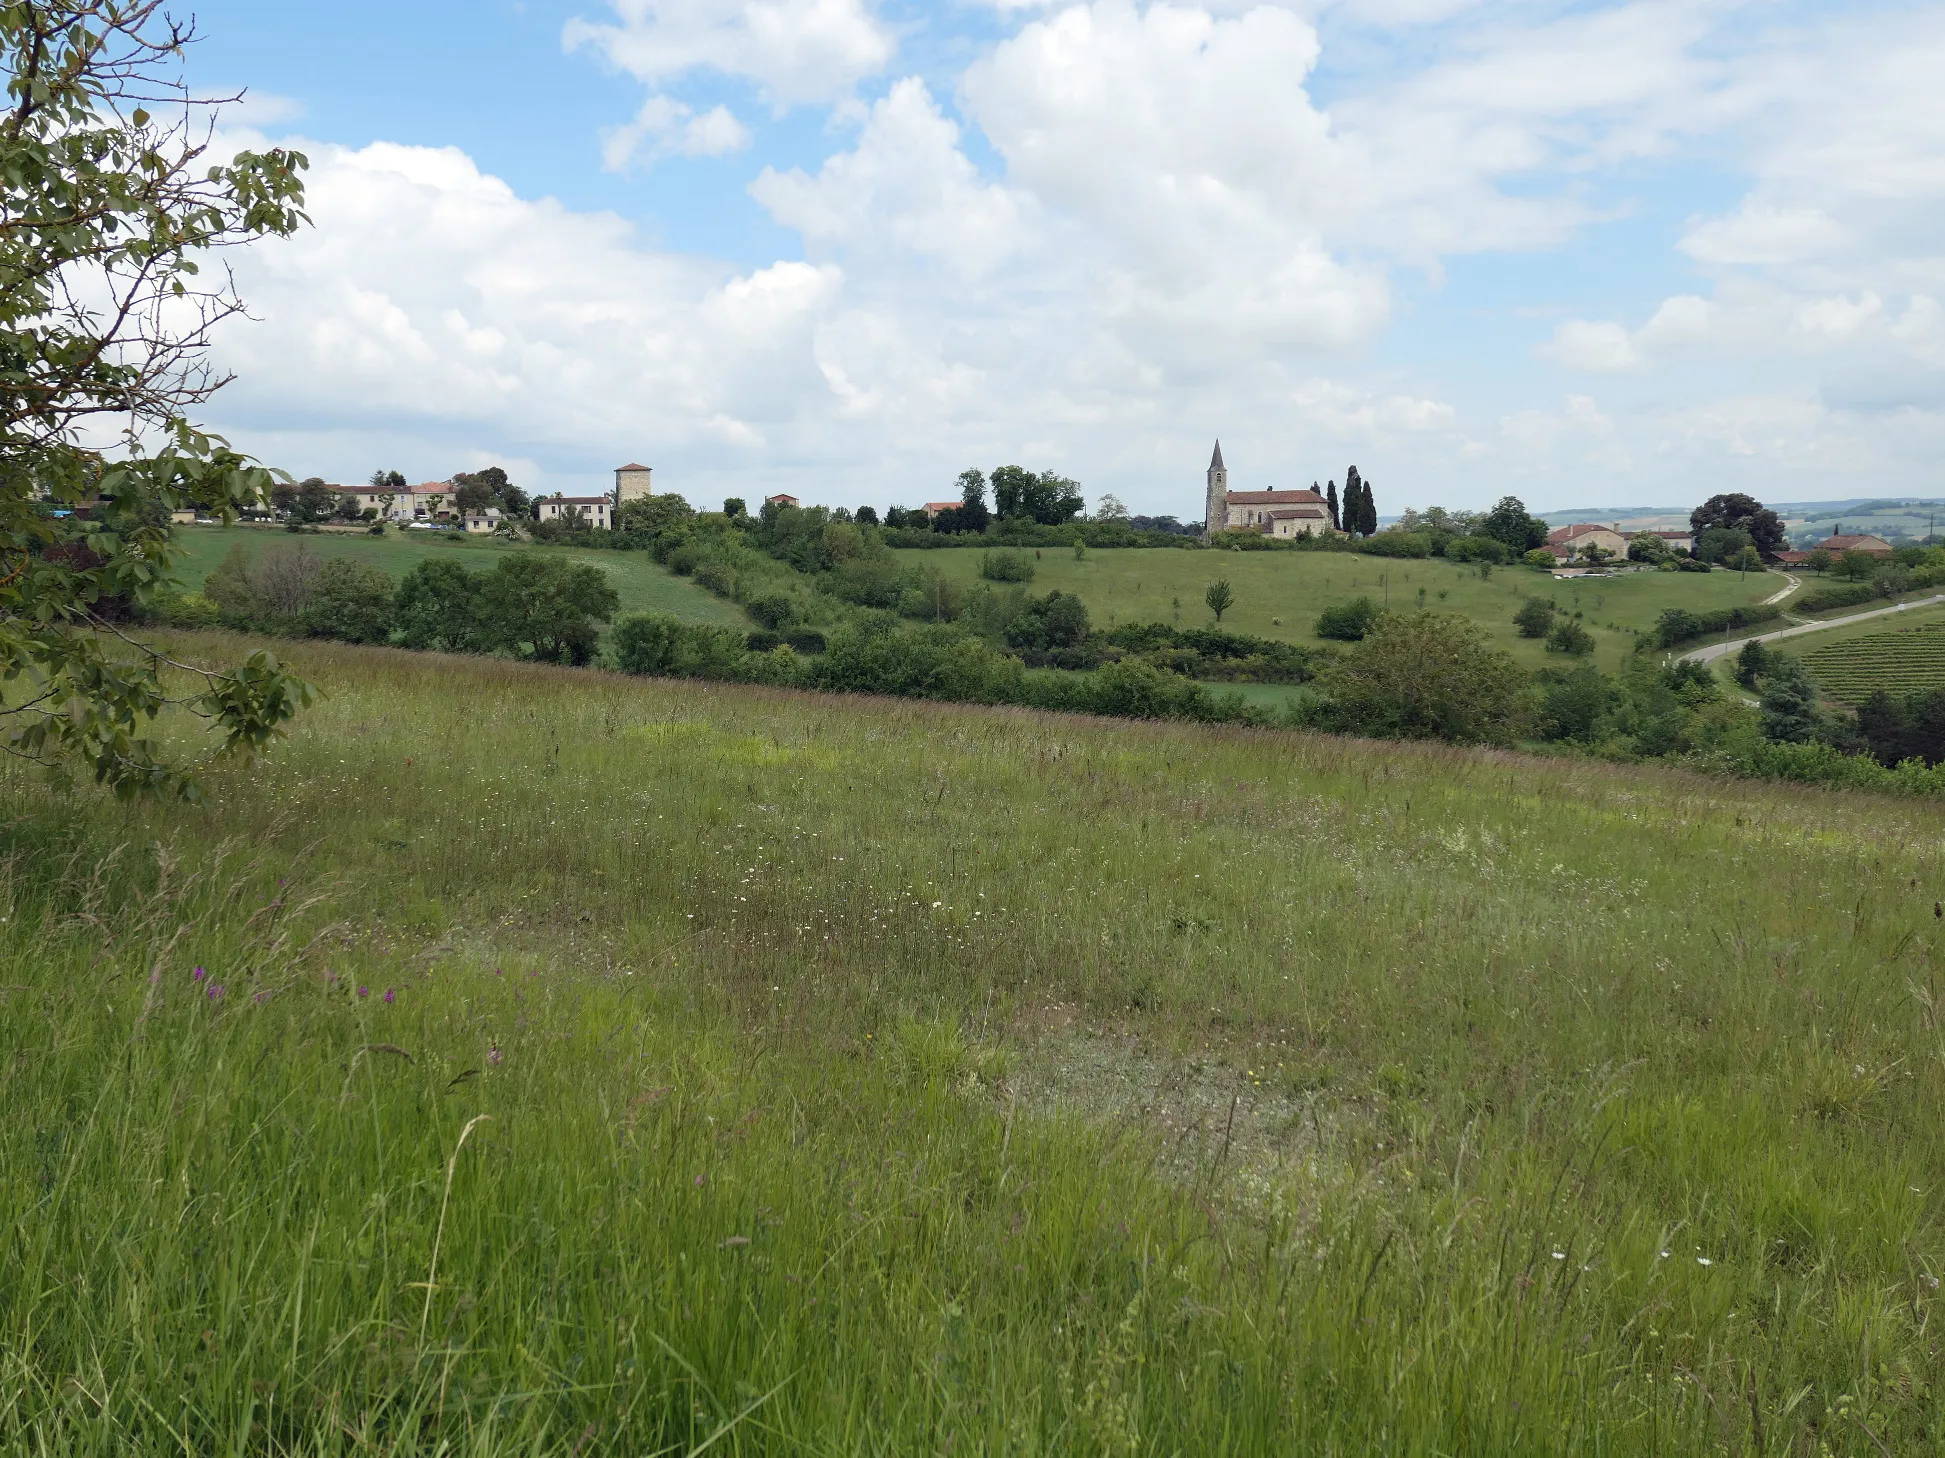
[1201, 442, 1336, 538]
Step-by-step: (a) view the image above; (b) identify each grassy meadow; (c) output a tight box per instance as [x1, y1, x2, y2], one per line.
[171, 525, 750, 628]
[6, 632, 1945, 1452]
[896, 547, 1773, 671]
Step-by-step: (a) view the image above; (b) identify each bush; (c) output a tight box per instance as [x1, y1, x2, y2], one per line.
[1315, 597, 1381, 641]
[979, 549, 1036, 583]
[612, 614, 754, 679]
[694, 559, 737, 596]
[1675, 557, 1713, 573]
[1546, 619, 1595, 656]
[1083, 658, 1211, 719]
[154, 590, 221, 628]
[1523, 549, 1557, 569]
[785, 628, 827, 654]
[1513, 597, 1555, 638]
[745, 592, 797, 629]
[1794, 580, 1884, 614]
[1447, 536, 1511, 565]
[1312, 612, 1529, 746]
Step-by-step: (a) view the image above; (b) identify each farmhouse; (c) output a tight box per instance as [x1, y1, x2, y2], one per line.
[1200, 442, 1336, 538]
[535, 493, 614, 530]
[766, 494, 802, 508]
[922, 500, 958, 517]
[1819, 533, 1894, 556]
[1545, 522, 1630, 562]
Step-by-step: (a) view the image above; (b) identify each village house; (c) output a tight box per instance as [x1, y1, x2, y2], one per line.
[1778, 532, 1896, 566]
[461, 508, 503, 535]
[1644, 529, 1693, 554]
[766, 494, 801, 508]
[922, 499, 957, 517]
[1200, 442, 1337, 538]
[535, 494, 614, 531]
[1545, 522, 1630, 562]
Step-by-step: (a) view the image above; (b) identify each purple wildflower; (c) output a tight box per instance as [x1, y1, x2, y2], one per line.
[207, 984, 224, 1001]
[383, 988, 396, 1005]
[358, 985, 369, 998]
[193, 966, 206, 982]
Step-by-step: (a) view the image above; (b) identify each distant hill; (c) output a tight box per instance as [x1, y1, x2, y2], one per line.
[1374, 497, 1945, 544]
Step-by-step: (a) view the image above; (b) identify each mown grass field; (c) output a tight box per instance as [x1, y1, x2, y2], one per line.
[895, 547, 1771, 671]
[171, 525, 750, 627]
[6, 633, 1945, 1453]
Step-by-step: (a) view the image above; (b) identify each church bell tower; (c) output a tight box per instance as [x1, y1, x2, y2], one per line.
[1203, 440, 1228, 536]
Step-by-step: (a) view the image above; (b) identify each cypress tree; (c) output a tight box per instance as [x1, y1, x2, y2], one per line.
[1359, 475, 1378, 536]
[1326, 480, 1341, 533]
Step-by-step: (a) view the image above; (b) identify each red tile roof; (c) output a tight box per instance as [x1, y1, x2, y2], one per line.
[617, 462, 650, 471]
[1822, 534, 1893, 552]
[1225, 489, 1326, 506]
[1546, 522, 1624, 544]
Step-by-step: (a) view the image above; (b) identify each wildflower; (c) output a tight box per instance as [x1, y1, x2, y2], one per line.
[1696, 1257, 1713, 1267]
[383, 989, 396, 1005]
[487, 1045, 502, 1066]
[193, 966, 206, 982]
[1551, 1252, 1566, 1261]
[358, 985, 369, 998]
[207, 984, 224, 1000]
[695, 1174, 706, 1187]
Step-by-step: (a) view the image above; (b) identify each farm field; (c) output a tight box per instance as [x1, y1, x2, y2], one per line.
[170, 524, 750, 627]
[1802, 617, 1945, 702]
[6, 633, 1943, 1452]
[895, 547, 1771, 671]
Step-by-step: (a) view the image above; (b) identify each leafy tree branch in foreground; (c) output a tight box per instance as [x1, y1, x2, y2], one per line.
[0, 1, 312, 797]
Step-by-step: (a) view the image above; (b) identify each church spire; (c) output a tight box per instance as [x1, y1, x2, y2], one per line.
[1209, 440, 1225, 471]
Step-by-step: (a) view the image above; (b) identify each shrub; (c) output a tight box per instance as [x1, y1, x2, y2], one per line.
[395, 559, 492, 653]
[1315, 597, 1380, 641]
[156, 590, 221, 628]
[1313, 612, 1529, 745]
[1676, 557, 1713, 573]
[1513, 597, 1555, 638]
[785, 628, 827, 654]
[745, 592, 797, 629]
[480, 556, 620, 665]
[979, 549, 1036, 583]
[1084, 658, 1211, 720]
[1523, 549, 1557, 568]
[694, 559, 737, 596]
[1546, 619, 1595, 655]
[612, 614, 753, 679]
[1653, 603, 1782, 648]
[1447, 536, 1511, 565]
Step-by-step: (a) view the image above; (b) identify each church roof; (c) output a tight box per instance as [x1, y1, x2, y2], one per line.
[1209, 440, 1224, 471]
[1226, 490, 1326, 506]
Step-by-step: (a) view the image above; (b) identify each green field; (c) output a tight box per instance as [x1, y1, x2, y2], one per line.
[5, 633, 1943, 1452]
[171, 524, 750, 627]
[1802, 617, 1945, 702]
[896, 547, 1772, 670]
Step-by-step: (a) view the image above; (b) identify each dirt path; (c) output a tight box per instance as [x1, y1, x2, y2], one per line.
[1760, 570, 1802, 607]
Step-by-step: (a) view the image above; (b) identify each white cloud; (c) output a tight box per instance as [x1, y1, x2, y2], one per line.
[564, 0, 894, 108]
[751, 79, 1024, 277]
[601, 96, 752, 170]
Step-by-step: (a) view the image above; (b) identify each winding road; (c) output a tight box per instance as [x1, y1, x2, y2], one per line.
[1681, 591, 1945, 665]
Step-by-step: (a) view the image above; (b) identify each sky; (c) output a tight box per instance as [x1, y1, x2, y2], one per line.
[180, 0, 1945, 519]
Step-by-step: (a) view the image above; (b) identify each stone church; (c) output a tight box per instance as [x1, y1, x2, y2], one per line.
[1201, 442, 1335, 538]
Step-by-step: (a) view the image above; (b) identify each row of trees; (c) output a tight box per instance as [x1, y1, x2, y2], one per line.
[183, 545, 620, 664]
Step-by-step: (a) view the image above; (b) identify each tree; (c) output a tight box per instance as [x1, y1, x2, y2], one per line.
[480, 556, 620, 665]
[1513, 597, 1555, 638]
[1326, 480, 1341, 532]
[1204, 579, 1235, 623]
[1358, 476, 1378, 536]
[942, 470, 990, 534]
[1096, 493, 1129, 521]
[298, 558, 394, 644]
[369, 469, 406, 491]
[1805, 547, 1832, 575]
[1628, 533, 1671, 564]
[615, 492, 694, 537]
[394, 558, 490, 653]
[1690, 493, 1785, 559]
[0, 3, 313, 796]
[1320, 613, 1529, 745]
[1840, 549, 1877, 581]
[1734, 638, 1773, 690]
[1481, 497, 1547, 552]
[1759, 656, 1824, 744]
[988, 466, 1026, 518]
[292, 476, 336, 525]
[1730, 544, 1763, 578]
[723, 498, 747, 519]
[855, 505, 879, 526]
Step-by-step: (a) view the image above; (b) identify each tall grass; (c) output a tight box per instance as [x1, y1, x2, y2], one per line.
[4, 631, 1943, 1452]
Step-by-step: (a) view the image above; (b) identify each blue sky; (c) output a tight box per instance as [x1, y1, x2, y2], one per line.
[187, 0, 1945, 518]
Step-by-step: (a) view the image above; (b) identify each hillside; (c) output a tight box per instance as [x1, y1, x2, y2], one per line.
[7, 635, 1942, 1452]
[895, 546, 1773, 671]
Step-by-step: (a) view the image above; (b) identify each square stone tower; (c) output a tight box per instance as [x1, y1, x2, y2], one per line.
[614, 463, 653, 502]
